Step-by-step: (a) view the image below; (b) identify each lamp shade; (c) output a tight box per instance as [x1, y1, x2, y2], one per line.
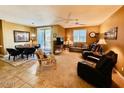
[0, 45, 2, 47]
[97, 38, 107, 45]
[31, 34, 36, 38]
[65, 40, 73, 45]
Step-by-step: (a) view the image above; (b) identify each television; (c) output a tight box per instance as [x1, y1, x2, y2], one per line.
[56, 37, 63, 45]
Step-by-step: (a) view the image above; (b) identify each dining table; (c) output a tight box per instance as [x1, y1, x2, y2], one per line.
[15, 45, 36, 58]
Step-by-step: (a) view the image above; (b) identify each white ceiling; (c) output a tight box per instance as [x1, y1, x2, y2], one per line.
[0, 5, 122, 28]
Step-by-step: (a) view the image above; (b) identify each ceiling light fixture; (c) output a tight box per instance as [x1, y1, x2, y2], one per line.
[32, 22, 34, 24]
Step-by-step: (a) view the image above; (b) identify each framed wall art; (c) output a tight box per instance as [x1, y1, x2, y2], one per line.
[53, 33, 57, 38]
[14, 31, 30, 42]
[104, 27, 118, 40]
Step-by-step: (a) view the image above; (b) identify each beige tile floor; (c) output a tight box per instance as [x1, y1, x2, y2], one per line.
[0, 50, 123, 88]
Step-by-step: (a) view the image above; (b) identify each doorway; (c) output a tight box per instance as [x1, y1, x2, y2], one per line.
[37, 27, 52, 53]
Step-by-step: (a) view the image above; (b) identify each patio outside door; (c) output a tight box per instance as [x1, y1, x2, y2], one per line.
[37, 27, 52, 53]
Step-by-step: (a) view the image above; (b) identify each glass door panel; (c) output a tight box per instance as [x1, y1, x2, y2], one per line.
[37, 28, 52, 53]
[37, 28, 45, 49]
[44, 29, 51, 50]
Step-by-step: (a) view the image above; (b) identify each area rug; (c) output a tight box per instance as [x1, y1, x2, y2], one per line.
[0, 55, 37, 67]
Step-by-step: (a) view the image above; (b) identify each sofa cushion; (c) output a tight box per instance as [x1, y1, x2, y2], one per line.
[73, 43, 78, 47]
[78, 43, 83, 48]
[73, 42, 83, 48]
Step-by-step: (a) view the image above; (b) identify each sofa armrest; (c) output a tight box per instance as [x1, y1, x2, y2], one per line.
[82, 48, 90, 51]
[82, 51, 94, 59]
[77, 62, 104, 79]
[87, 55, 100, 63]
[80, 60, 96, 68]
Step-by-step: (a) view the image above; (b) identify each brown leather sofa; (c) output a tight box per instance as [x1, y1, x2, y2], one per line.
[69, 42, 87, 53]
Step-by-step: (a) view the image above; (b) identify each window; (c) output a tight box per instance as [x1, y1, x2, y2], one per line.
[73, 29, 87, 42]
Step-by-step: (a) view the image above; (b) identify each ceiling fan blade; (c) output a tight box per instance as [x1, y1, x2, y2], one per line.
[54, 20, 64, 23]
[56, 16, 67, 20]
[68, 19, 75, 21]
[65, 19, 70, 23]
[55, 13, 81, 24]
[74, 22, 86, 25]
[67, 12, 72, 19]
[79, 24, 86, 25]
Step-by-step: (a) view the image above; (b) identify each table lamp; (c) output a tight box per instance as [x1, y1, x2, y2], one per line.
[31, 34, 36, 45]
[97, 38, 107, 55]
[97, 38, 107, 45]
[0, 45, 2, 47]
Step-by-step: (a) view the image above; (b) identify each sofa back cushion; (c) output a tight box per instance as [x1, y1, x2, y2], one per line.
[89, 42, 97, 51]
[73, 42, 83, 48]
[73, 43, 78, 47]
[105, 51, 118, 65]
[96, 56, 113, 75]
[96, 51, 117, 74]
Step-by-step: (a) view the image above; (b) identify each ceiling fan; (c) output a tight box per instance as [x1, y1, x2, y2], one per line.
[55, 12, 86, 25]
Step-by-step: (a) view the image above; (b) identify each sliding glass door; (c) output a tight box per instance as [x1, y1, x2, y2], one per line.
[44, 29, 51, 50]
[37, 27, 52, 52]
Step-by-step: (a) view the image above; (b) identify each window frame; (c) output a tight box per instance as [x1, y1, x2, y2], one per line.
[73, 29, 87, 42]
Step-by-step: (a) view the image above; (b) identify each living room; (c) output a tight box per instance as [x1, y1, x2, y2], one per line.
[0, 5, 124, 88]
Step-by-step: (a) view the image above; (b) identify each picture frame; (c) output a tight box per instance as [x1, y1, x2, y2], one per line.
[14, 31, 30, 42]
[104, 27, 118, 40]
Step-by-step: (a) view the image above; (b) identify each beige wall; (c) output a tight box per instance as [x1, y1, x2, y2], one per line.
[2, 20, 35, 54]
[65, 26, 100, 45]
[0, 20, 4, 54]
[52, 25, 65, 40]
[100, 6, 124, 75]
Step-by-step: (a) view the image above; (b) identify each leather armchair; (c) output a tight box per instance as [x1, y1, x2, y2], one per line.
[82, 43, 103, 61]
[77, 51, 118, 88]
[82, 42, 98, 52]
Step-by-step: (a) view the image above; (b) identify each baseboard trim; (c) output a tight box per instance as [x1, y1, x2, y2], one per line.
[0, 54, 4, 58]
[114, 68, 124, 80]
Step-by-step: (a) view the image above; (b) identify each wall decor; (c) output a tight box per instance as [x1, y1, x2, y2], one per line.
[14, 31, 30, 42]
[89, 32, 96, 38]
[53, 33, 57, 38]
[104, 27, 118, 40]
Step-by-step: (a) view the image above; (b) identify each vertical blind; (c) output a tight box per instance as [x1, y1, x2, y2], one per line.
[73, 29, 87, 42]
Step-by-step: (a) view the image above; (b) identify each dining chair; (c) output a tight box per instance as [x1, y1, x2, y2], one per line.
[23, 48, 36, 59]
[6, 48, 21, 61]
